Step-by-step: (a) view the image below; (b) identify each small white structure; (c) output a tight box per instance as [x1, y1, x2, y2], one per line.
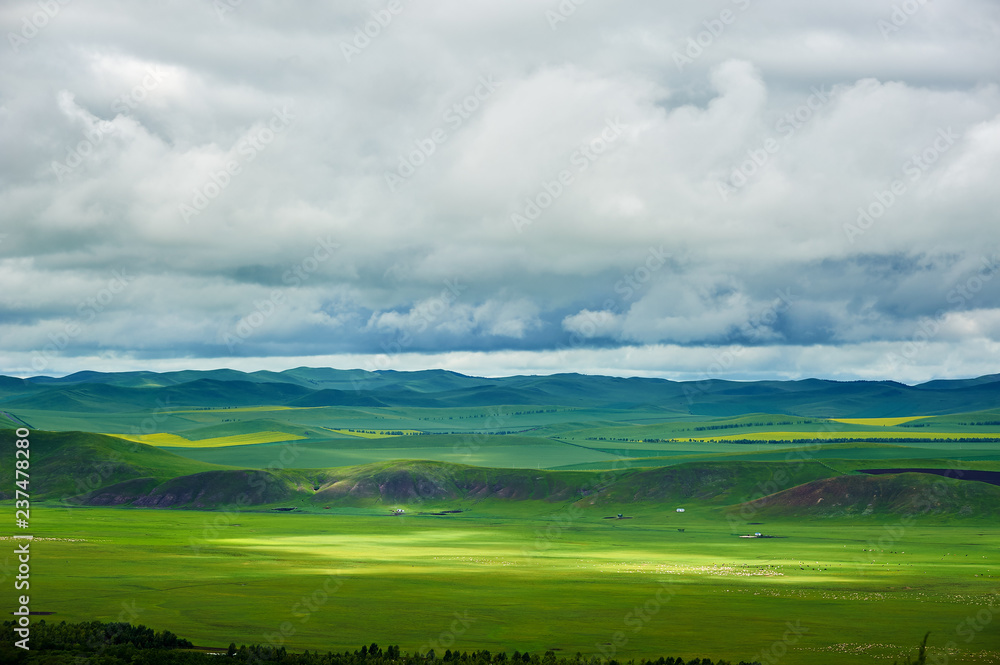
[676, 508, 685, 513]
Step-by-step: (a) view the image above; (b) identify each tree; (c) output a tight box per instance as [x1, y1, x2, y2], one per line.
[893, 633, 929, 665]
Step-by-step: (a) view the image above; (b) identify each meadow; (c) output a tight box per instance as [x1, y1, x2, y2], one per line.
[9, 402, 1000, 472]
[4, 369, 1000, 663]
[9, 502, 1000, 665]
[14, 503, 1000, 664]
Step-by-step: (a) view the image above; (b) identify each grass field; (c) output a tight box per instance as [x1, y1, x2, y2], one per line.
[323, 427, 425, 438]
[18, 503, 999, 664]
[4, 370, 1000, 663]
[682, 431, 1000, 442]
[113, 430, 308, 447]
[10, 400, 1000, 472]
[830, 417, 931, 426]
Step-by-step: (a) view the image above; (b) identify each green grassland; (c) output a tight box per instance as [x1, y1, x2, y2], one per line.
[14, 504, 999, 664]
[3, 370, 1000, 662]
[9, 404, 1000, 471]
[3, 427, 999, 662]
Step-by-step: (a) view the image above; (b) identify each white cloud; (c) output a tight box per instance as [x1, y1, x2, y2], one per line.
[1, 0, 999, 380]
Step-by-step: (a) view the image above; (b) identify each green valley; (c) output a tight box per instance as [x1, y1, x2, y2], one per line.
[1, 368, 999, 664]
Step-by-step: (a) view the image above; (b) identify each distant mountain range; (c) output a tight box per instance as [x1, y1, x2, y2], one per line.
[2, 367, 1000, 417]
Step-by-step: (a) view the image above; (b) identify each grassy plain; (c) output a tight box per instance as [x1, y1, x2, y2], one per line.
[5, 371, 1000, 663]
[17, 503, 1000, 664]
[12, 404, 999, 471]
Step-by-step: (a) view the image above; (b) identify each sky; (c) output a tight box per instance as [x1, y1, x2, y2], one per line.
[1, 0, 999, 383]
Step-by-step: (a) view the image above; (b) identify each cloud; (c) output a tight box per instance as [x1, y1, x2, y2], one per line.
[1, 0, 999, 381]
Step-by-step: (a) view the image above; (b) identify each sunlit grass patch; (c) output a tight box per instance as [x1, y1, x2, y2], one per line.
[830, 417, 932, 426]
[682, 430, 998, 441]
[106, 432, 193, 446]
[112, 431, 307, 447]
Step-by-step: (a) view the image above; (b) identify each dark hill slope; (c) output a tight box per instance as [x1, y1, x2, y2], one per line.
[311, 460, 595, 504]
[587, 460, 837, 506]
[2, 378, 313, 411]
[70, 458, 843, 510]
[129, 469, 302, 508]
[10, 431, 996, 520]
[727, 472, 1000, 520]
[0, 430, 226, 500]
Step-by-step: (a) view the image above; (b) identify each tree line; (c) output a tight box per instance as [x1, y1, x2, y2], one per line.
[1, 620, 762, 665]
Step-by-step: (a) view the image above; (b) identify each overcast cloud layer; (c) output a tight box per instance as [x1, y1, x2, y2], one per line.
[2, 0, 999, 382]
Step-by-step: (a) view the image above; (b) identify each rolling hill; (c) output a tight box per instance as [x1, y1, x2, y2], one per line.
[2, 367, 998, 520]
[727, 471, 1000, 520]
[6, 428, 994, 521]
[5, 367, 1000, 415]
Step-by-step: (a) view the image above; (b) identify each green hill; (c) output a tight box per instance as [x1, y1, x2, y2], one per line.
[285, 388, 389, 407]
[0, 429, 229, 501]
[727, 471, 1000, 520]
[6, 368, 1000, 416]
[8, 427, 1000, 526]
